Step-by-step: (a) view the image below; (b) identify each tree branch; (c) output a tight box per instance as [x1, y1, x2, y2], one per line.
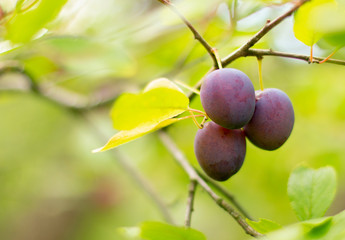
[187, 0, 310, 100]
[0, 63, 40, 93]
[157, 0, 221, 68]
[185, 180, 197, 227]
[245, 48, 345, 66]
[158, 131, 262, 238]
[0, 65, 175, 225]
[194, 168, 254, 221]
[222, 0, 310, 66]
[0, 63, 132, 111]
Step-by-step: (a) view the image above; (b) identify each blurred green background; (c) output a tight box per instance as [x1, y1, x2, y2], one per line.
[0, 0, 345, 240]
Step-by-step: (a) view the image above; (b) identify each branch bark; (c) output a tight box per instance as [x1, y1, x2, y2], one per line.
[195, 168, 254, 221]
[246, 49, 345, 66]
[185, 180, 197, 227]
[0, 65, 175, 225]
[222, 0, 310, 66]
[157, 0, 221, 68]
[158, 131, 262, 238]
[187, 0, 311, 100]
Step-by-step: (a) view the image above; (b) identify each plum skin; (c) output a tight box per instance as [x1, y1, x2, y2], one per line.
[194, 121, 246, 181]
[200, 68, 255, 129]
[244, 88, 295, 150]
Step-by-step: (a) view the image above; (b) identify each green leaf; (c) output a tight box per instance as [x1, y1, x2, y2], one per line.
[302, 217, 333, 238]
[259, 211, 345, 240]
[316, 3, 345, 48]
[93, 118, 180, 152]
[246, 218, 282, 234]
[140, 222, 206, 240]
[111, 78, 189, 130]
[293, 0, 336, 46]
[287, 166, 337, 221]
[5, 0, 68, 43]
[323, 32, 345, 48]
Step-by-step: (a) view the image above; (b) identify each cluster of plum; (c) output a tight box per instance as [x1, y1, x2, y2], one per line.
[194, 68, 294, 181]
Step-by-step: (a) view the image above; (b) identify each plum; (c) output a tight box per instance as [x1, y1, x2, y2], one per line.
[194, 121, 246, 181]
[200, 68, 255, 129]
[244, 88, 294, 150]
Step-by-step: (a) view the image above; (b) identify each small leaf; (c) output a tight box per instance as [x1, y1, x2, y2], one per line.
[93, 118, 180, 152]
[140, 222, 206, 240]
[5, 0, 68, 43]
[111, 78, 189, 130]
[288, 166, 337, 221]
[246, 218, 282, 234]
[260, 214, 345, 240]
[293, 0, 336, 46]
[303, 217, 333, 238]
[316, 3, 345, 48]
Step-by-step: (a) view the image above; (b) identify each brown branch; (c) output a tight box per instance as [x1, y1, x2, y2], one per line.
[0, 63, 130, 111]
[245, 48, 345, 66]
[158, 131, 262, 238]
[187, 0, 310, 100]
[157, 0, 221, 68]
[0, 64, 175, 225]
[222, 0, 310, 66]
[0, 63, 40, 93]
[185, 180, 197, 227]
[81, 114, 175, 224]
[194, 168, 254, 221]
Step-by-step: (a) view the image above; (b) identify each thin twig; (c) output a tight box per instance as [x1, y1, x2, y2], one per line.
[0, 63, 130, 110]
[185, 180, 198, 227]
[157, 0, 220, 68]
[187, 0, 310, 100]
[77, 112, 177, 225]
[194, 168, 254, 221]
[0, 64, 40, 93]
[158, 131, 262, 238]
[221, 0, 310, 66]
[245, 48, 345, 66]
[0, 65, 175, 225]
[113, 150, 175, 224]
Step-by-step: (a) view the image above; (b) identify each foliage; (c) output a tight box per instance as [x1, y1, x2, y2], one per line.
[0, 0, 345, 240]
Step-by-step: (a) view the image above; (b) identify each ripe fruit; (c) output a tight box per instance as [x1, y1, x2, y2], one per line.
[244, 88, 294, 150]
[200, 68, 255, 129]
[194, 121, 246, 181]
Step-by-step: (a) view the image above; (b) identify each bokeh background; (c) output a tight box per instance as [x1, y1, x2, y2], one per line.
[0, 0, 345, 239]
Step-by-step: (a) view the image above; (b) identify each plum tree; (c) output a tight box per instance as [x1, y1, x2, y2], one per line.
[200, 68, 256, 129]
[244, 88, 295, 150]
[194, 121, 246, 181]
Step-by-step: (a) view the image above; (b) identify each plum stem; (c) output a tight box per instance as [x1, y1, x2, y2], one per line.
[257, 57, 264, 91]
[177, 114, 205, 129]
[188, 108, 207, 115]
[187, 108, 209, 129]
